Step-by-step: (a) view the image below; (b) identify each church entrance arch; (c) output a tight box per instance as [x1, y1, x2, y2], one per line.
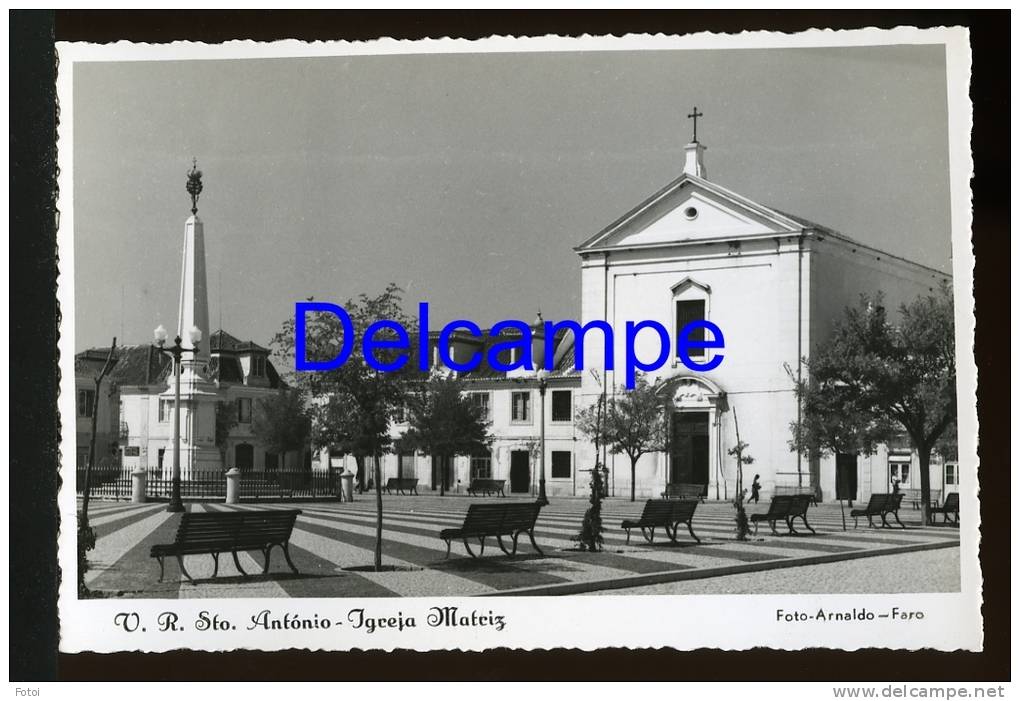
[657, 375, 727, 499]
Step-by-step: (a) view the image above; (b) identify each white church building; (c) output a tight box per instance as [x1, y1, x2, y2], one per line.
[572, 136, 955, 503]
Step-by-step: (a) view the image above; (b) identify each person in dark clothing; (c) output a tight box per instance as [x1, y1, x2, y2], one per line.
[749, 474, 761, 504]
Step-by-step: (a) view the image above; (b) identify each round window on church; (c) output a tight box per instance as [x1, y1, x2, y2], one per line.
[684, 206, 698, 220]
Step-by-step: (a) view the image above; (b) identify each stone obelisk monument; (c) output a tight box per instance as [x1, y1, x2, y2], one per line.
[161, 160, 221, 475]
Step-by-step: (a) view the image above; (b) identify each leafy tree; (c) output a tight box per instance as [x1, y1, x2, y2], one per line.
[272, 283, 412, 571]
[214, 400, 238, 468]
[572, 466, 606, 552]
[603, 373, 668, 502]
[399, 371, 490, 496]
[728, 409, 754, 541]
[252, 388, 312, 471]
[790, 285, 956, 526]
[574, 371, 610, 549]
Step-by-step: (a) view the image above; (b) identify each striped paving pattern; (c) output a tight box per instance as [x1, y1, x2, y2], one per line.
[80, 496, 960, 598]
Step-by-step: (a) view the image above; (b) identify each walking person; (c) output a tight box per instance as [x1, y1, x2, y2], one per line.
[749, 474, 761, 504]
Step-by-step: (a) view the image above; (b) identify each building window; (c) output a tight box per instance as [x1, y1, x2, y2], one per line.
[511, 391, 531, 422]
[889, 460, 911, 489]
[676, 299, 706, 358]
[265, 452, 279, 472]
[237, 397, 253, 424]
[470, 452, 492, 479]
[252, 355, 266, 377]
[77, 389, 95, 418]
[551, 451, 571, 479]
[158, 399, 174, 423]
[551, 390, 572, 422]
[469, 392, 492, 421]
[945, 463, 958, 486]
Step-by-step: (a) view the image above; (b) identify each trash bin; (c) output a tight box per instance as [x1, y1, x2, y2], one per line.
[340, 470, 355, 502]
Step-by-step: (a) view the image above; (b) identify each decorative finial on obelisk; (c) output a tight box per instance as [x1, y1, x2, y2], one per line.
[186, 158, 203, 215]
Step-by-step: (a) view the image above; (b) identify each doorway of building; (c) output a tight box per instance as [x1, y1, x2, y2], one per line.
[235, 443, 254, 472]
[431, 455, 453, 491]
[835, 452, 858, 504]
[671, 412, 709, 495]
[510, 450, 531, 494]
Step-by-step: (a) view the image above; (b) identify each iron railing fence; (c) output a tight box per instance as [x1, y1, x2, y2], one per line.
[74, 467, 343, 502]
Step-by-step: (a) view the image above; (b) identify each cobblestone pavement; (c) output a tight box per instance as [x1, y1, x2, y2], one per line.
[79, 495, 960, 598]
[584, 547, 960, 595]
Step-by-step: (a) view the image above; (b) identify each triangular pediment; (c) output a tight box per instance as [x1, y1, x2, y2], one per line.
[577, 174, 805, 251]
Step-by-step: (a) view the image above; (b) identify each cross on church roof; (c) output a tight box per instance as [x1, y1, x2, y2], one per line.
[687, 106, 703, 143]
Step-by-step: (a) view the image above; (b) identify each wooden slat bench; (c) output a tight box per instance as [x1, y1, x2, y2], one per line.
[850, 493, 905, 529]
[384, 477, 419, 495]
[749, 494, 816, 535]
[466, 478, 506, 497]
[930, 492, 959, 524]
[661, 483, 706, 502]
[150, 510, 301, 584]
[439, 502, 543, 558]
[773, 485, 819, 505]
[621, 499, 701, 544]
[901, 488, 942, 511]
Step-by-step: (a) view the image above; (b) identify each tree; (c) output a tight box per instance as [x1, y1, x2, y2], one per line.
[79, 338, 118, 597]
[272, 283, 412, 571]
[603, 373, 668, 502]
[574, 371, 609, 550]
[790, 285, 956, 526]
[728, 409, 754, 541]
[252, 388, 312, 471]
[215, 400, 238, 468]
[399, 371, 490, 496]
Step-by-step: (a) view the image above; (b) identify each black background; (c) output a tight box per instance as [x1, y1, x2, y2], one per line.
[10, 9, 1009, 682]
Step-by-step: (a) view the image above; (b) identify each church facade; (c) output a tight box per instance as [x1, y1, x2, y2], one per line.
[573, 139, 955, 502]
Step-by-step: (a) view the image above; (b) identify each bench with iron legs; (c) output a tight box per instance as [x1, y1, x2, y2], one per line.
[930, 492, 959, 524]
[384, 477, 419, 495]
[621, 499, 701, 545]
[660, 482, 706, 502]
[772, 485, 819, 506]
[850, 493, 905, 529]
[439, 502, 543, 558]
[149, 510, 301, 585]
[749, 494, 816, 535]
[466, 478, 506, 497]
[901, 488, 942, 511]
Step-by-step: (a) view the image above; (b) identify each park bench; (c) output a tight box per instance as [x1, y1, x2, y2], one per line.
[621, 499, 701, 545]
[850, 493, 906, 529]
[467, 478, 506, 497]
[901, 488, 942, 511]
[439, 501, 543, 558]
[150, 509, 301, 585]
[661, 482, 706, 502]
[930, 492, 960, 525]
[384, 477, 419, 495]
[773, 485, 819, 505]
[749, 494, 816, 535]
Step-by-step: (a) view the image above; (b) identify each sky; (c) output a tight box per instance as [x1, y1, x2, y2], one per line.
[72, 44, 953, 352]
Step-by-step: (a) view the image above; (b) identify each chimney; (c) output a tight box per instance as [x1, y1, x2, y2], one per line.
[683, 141, 707, 179]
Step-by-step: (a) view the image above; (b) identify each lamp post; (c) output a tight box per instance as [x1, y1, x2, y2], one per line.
[153, 323, 203, 513]
[536, 368, 550, 506]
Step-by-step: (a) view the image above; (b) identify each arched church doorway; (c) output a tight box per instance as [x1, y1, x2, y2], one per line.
[671, 412, 710, 494]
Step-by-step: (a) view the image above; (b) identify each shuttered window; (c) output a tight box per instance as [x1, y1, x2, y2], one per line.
[551, 451, 571, 479]
[551, 390, 572, 422]
[676, 300, 706, 358]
